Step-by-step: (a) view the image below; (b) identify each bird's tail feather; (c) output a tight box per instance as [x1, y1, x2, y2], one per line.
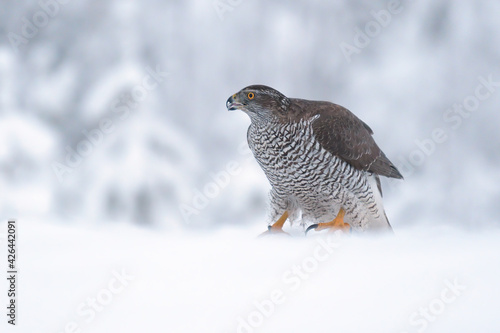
[366, 174, 393, 231]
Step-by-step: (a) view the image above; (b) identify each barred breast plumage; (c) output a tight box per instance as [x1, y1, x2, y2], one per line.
[227, 85, 403, 232]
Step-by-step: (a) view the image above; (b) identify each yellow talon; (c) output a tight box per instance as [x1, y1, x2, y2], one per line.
[306, 208, 350, 234]
[259, 211, 290, 237]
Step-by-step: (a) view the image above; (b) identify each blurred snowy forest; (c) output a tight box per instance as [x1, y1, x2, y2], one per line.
[1, 0, 499, 230]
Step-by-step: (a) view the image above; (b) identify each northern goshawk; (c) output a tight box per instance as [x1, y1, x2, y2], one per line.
[227, 85, 402, 234]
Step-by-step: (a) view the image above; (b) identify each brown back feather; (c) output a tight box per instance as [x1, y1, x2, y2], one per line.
[290, 99, 403, 179]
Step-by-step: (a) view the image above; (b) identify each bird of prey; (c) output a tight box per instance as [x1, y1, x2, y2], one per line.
[227, 85, 402, 234]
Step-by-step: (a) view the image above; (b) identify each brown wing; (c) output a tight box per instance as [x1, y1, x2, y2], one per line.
[303, 101, 403, 179]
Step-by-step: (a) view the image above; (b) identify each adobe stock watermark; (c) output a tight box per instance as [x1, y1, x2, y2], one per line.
[400, 278, 466, 333]
[213, 0, 243, 21]
[179, 141, 252, 224]
[8, 0, 72, 53]
[235, 231, 343, 333]
[56, 268, 135, 333]
[339, 0, 405, 63]
[388, 73, 500, 186]
[51, 65, 168, 183]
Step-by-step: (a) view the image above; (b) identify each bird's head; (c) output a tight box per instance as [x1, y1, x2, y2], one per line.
[226, 85, 291, 122]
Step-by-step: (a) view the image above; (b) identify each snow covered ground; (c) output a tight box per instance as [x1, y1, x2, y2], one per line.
[2, 219, 499, 333]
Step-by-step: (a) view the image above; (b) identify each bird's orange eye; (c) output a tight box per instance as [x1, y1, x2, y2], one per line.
[248, 92, 255, 100]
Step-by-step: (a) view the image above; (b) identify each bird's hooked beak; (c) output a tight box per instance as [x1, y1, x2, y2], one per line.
[226, 94, 244, 111]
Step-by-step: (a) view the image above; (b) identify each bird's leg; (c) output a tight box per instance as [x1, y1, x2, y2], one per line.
[259, 211, 290, 237]
[305, 208, 350, 234]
